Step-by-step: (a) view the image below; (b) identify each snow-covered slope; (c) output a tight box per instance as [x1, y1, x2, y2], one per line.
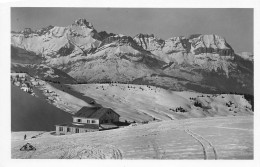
[69, 84, 253, 122]
[236, 52, 254, 61]
[36, 80, 94, 114]
[11, 63, 77, 84]
[11, 73, 95, 115]
[11, 18, 253, 94]
[11, 116, 253, 159]
[11, 85, 72, 131]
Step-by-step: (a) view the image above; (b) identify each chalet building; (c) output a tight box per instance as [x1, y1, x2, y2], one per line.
[55, 107, 120, 135]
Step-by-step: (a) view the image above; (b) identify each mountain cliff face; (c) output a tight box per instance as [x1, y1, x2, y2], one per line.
[11, 18, 253, 94]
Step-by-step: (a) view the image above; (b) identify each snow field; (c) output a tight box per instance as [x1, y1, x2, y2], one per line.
[11, 116, 253, 159]
[69, 84, 253, 122]
[36, 81, 93, 114]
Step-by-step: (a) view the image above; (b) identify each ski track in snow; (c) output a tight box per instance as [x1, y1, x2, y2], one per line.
[184, 129, 218, 160]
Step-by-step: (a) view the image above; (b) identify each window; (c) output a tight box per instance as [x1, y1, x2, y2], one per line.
[77, 119, 81, 123]
[92, 120, 96, 123]
[59, 127, 63, 131]
[87, 120, 90, 124]
[75, 128, 79, 133]
[67, 127, 70, 132]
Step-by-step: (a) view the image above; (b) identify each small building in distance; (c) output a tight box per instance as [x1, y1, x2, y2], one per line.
[11, 73, 28, 78]
[55, 107, 120, 135]
[21, 87, 30, 92]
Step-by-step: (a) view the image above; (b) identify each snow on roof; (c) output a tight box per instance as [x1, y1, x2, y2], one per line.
[74, 106, 119, 119]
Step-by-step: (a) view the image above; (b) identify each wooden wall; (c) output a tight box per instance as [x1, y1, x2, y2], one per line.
[72, 117, 99, 124]
[99, 111, 119, 124]
[55, 125, 98, 135]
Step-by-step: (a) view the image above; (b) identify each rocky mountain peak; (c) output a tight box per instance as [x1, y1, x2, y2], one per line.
[73, 18, 94, 29]
[99, 35, 140, 47]
[23, 28, 33, 33]
[98, 31, 116, 40]
[15, 28, 36, 37]
[191, 34, 229, 46]
[10, 19, 253, 95]
[35, 25, 54, 36]
[237, 52, 254, 61]
[133, 33, 165, 50]
[187, 34, 202, 39]
[135, 33, 155, 39]
[187, 34, 234, 56]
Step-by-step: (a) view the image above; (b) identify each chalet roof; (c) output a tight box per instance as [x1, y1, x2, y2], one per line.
[74, 107, 119, 119]
[56, 122, 99, 129]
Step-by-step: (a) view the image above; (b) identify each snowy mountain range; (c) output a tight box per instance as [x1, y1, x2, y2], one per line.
[11, 18, 253, 94]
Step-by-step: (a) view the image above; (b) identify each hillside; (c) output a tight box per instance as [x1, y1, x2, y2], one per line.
[69, 84, 253, 122]
[11, 85, 72, 131]
[11, 116, 253, 159]
[11, 72, 96, 115]
[11, 63, 77, 84]
[10, 74, 253, 128]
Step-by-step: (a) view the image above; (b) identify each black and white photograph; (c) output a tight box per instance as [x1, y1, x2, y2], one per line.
[0, 0, 259, 166]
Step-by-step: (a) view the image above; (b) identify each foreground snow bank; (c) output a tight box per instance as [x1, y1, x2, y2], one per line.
[11, 116, 253, 159]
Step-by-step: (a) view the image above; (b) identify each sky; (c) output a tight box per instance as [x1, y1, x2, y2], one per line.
[11, 8, 253, 53]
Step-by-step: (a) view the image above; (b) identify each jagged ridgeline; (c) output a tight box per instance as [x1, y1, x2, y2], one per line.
[11, 18, 253, 95]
